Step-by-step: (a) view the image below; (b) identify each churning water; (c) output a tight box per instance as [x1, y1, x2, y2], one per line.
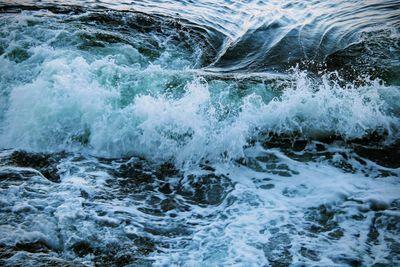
[0, 0, 399, 266]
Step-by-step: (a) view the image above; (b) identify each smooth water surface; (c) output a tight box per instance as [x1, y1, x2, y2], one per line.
[0, 1, 399, 266]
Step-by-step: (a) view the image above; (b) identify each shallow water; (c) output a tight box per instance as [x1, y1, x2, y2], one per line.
[0, 1, 399, 266]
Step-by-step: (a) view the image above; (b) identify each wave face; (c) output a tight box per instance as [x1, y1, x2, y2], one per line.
[0, 1, 399, 266]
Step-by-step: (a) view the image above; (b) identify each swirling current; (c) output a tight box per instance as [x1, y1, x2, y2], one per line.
[0, 1, 399, 266]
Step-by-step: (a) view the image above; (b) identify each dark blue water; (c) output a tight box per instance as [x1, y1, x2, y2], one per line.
[0, 1, 399, 266]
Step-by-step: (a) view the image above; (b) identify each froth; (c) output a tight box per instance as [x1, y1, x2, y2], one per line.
[0, 11, 399, 163]
[1, 53, 398, 164]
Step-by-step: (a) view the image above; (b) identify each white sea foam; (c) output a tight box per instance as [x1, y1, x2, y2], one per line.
[1, 146, 398, 266]
[0, 8, 399, 267]
[0, 49, 398, 163]
[1, 11, 399, 163]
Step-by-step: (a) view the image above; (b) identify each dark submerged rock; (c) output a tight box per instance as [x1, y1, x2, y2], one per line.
[177, 174, 233, 206]
[7, 151, 62, 182]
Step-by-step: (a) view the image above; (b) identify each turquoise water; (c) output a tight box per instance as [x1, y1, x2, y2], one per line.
[0, 1, 399, 266]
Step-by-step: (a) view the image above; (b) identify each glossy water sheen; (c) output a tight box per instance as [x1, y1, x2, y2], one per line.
[0, 0, 399, 266]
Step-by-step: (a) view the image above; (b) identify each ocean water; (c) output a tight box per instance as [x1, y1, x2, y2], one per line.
[0, 0, 399, 266]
